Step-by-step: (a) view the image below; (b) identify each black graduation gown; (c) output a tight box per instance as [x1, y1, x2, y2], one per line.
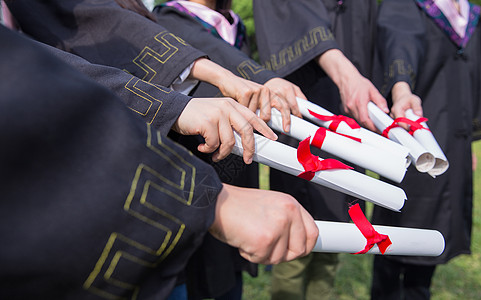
[6, 0, 206, 88]
[253, 0, 378, 222]
[371, 0, 480, 265]
[40, 41, 192, 136]
[0, 25, 223, 300]
[153, 5, 272, 298]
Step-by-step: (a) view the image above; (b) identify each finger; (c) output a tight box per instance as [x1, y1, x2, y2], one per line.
[212, 116, 235, 162]
[247, 90, 259, 113]
[411, 97, 424, 117]
[290, 86, 305, 117]
[239, 248, 269, 264]
[299, 206, 319, 254]
[258, 87, 272, 122]
[197, 121, 221, 154]
[236, 104, 278, 141]
[370, 87, 389, 113]
[283, 211, 308, 262]
[227, 106, 256, 164]
[357, 98, 376, 131]
[270, 94, 291, 132]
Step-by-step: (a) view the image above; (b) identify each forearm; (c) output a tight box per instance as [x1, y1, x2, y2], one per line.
[316, 49, 361, 89]
[189, 58, 235, 88]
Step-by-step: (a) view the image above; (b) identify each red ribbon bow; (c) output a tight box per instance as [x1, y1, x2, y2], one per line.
[311, 128, 361, 150]
[382, 117, 430, 138]
[297, 136, 353, 181]
[308, 109, 361, 132]
[348, 203, 392, 254]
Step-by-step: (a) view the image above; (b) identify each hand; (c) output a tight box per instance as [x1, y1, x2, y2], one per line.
[172, 97, 277, 164]
[317, 49, 389, 132]
[264, 77, 305, 128]
[189, 58, 293, 131]
[209, 184, 319, 265]
[390, 81, 423, 119]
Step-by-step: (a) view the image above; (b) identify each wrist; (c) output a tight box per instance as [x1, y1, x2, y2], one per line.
[190, 58, 233, 87]
[391, 81, 412, 102]
[317, 49, 359, 87]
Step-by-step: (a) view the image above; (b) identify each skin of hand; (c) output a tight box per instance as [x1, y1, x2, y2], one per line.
[209, 184, 319, 265]
[264, 77, 305, 119]
[390, 81, 423, 119]
[317, 49, 389, 132]
[189, 58, 294, 132]
[172, 97, 277, 164]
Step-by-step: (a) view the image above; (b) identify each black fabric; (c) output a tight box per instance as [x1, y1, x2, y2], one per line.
[152, 4, 265, 298]
[371, 256, 436, 300]
[6, 0, 206, 87]
[371, 0, 479, 265]
[253, 0, 379, 223]
[153, 3, 276, 97]
[253, 0, 339, 78]
[0, 25, 223, 300]
[40, 41, 191, 135]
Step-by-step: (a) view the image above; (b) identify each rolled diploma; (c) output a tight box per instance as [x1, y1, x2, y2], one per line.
[367, 102, 436, 173]
[296, 97, 411, 167]
[405, 109, 449, 177]
[231, 133, 406, 211]
[266, 109, 407, 183]
[313, 220, 445, 256]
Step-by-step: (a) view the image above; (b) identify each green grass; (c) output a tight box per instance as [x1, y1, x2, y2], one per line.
[243, 141, 481, 300]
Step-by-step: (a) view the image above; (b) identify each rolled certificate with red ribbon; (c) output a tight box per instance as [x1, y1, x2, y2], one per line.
[265, 109, 407, 183]
[367, 102, 436, 173]
[231, 132, 406, 211]
[296, 97, 411, 167]
[313, 220, 445, 256]
[404, 109, 449, 177]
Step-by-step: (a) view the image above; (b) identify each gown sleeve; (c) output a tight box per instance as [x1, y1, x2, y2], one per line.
[6, 0, 206, 87]
[40, 42, 191, 135]
[375, 0, 426, 96]
[153, 5, 276, 84]
[252, 0, 340, 77]
[0, 25, 222, 300]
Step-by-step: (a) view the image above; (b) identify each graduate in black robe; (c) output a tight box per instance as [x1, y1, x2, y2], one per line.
[5, 0, 296, 126]
[252, 1, 383, 299]
[370, 0, 480, 299]
[0, 24, 319, 300]
[0, 23, 222, 300]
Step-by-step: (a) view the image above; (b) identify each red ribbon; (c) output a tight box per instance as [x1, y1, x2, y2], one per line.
[348, 203, 392, 254]
[382, 117, 430, 138]
[308, 109, 361, 132]
[297, 136, 353, 181]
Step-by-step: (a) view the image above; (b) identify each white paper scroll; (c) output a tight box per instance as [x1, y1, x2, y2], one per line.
[405, 109, 449, 177]
[296, 97, 412, 167]
[313, 221, 445, 256]
[231, 132, 406, 211]
[367, 102, 436, 173]
[265, 109, 407, 183]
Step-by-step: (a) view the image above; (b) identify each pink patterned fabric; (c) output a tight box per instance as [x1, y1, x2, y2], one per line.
[172, 1, 239, 46]
[435, 0, 469, 37]
[2, 1, 18, 30]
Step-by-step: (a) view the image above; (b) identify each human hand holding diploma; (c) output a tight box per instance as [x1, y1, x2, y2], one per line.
[263, 108, 407, 183]
[367, 102, 436, 173]
[230, 132, 406, 211]
[296, 97, 412, 166]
